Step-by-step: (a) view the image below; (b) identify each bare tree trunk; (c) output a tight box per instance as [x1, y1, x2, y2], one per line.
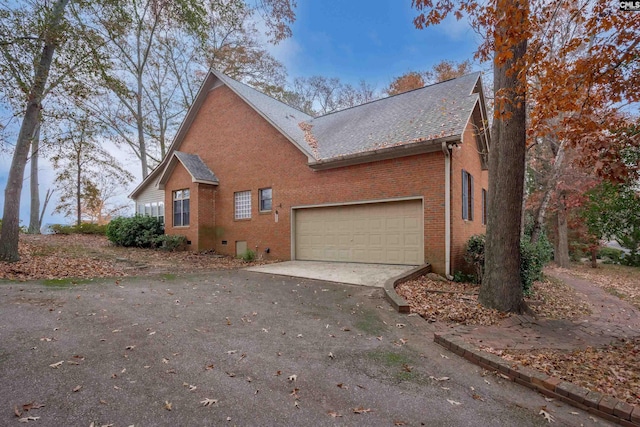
[28, 121, 42, 234]
[39, 189, 53, 230]
[478, 0, 528, 313]
[0, 0, 70, 261]
[137, 71, 148, 178]
[554, 196, 570, 268]
[531, 141, 565, 244]
[76, 155, 82, 227]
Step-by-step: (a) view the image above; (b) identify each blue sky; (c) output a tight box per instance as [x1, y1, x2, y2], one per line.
[1, 1, 480, 228]
[271, 1, 480, 88]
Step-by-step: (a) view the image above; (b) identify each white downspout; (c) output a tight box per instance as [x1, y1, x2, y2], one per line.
[442, 142, 453, 280]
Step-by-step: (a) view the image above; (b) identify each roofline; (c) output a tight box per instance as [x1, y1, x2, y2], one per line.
[308, 135, 462, 171]
[313, 71, 483, 120]
[157, 152, 219, 190]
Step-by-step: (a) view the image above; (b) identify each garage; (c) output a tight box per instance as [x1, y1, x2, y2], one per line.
[294, 199, 424, 265]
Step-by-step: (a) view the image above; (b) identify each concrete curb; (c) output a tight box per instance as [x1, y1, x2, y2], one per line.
[383, 264, 432, 313]
[434, 333, 640, 426]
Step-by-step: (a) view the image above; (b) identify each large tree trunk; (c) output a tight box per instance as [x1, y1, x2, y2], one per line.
[554, 196, 570, 268]
[478, 0, 528, 313]
[28, 121, 42, 234]
[0, 0, 70, 261]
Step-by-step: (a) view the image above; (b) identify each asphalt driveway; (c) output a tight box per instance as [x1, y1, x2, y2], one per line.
[0, 271, 608, 426]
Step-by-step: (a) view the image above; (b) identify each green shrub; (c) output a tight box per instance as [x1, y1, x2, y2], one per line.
[597, 247, 624, 264]
[106, 215, 164, 248]
[463, 233, 553, 295]
[464, 234, 486, 284]
[75, 223, 107, 235]
[50, 223, 107, 235]
[452, 270, 476, 283]
[520, 234, 553, 295]
[155, 234, 187, 251]
[239, 248, 256, 262]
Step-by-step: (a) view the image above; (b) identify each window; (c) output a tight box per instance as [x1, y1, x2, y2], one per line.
[139, 201, 165, 225]
[482, 189, 487, 225]
[234, 190, 251, 220]
[173, 189, 190, 227]
[259, 188, 272, 212]
[462, 170, 474, 221]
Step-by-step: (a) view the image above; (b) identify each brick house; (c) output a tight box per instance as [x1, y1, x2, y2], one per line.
[129, 69, 490, 276]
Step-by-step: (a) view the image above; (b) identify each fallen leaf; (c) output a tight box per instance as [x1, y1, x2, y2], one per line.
[539, 408, 554, 423]
[294, 400, 300, 409]
[337, 383, 348, 389]
[72, 385, 82, 392]
[22, 402, 45, 411]
[394, 422, 406, 426]
[49, 361, 63, 369]
[328, 352, 334, 359]
[440, 354, 449, 359]
[18, 416, 40, 423]
[14, 405, 22, 417]
[447, 399, 461, 406]
[352, 407, 373, 414]
[205, 364, 215, 370]
[288, 374, 297, 382]
[396, 323, 406, 328]
[201, 398, 218, 406]
[327, 411, 342, 418]
[429, 376, 450, 381]
[164, 401, 172, 411]
[125, 345, 135, 350]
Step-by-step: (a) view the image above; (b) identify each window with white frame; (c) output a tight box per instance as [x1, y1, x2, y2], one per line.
[234, 190, 251, 220]
[173, 189, 190, 227]
[259, 188, 272, 212]
[462, 170, 474, 221]
[138, 201, 165, 225]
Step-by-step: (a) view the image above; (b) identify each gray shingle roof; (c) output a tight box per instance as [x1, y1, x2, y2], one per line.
[215, 71, 481, 161]
[174, 151, 218, 184]
[308, 72, 481, 159]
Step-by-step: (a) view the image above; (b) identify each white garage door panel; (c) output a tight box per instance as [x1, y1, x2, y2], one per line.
[295, 200, 423, 265]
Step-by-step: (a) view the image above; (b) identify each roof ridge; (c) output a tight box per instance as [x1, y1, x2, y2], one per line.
[313, 71, 481, 120]
[211, 69, 312, 118]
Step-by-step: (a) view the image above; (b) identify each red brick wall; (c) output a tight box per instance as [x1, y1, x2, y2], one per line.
[162, 84, 484, 274]
[450, 118, 489, 274]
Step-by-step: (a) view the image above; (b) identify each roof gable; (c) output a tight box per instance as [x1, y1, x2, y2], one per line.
[158, 151, 218, 189]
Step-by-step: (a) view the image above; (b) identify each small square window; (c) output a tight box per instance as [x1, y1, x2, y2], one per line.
[259, 188, 272, 212]
[234, 191, 251, 220]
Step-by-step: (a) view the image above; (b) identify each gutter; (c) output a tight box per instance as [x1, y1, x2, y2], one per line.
[442, 141, 454, 280]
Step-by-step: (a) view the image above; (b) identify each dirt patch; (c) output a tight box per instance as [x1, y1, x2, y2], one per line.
[0, 234, 270, 281]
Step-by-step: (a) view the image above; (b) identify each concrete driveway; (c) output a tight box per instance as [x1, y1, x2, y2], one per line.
[0, 271, 608, 426]
[246, 260, 416, 287]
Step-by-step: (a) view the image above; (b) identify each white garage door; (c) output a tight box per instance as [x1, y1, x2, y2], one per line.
[294, 200, 423, 265]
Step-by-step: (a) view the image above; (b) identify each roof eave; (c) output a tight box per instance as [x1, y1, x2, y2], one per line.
[308, 135, 462, 171]
[193, 179, 219, 185]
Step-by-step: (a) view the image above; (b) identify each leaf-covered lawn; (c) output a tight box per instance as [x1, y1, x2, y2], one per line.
[397, 269, 639, 407]
[0, 234, 267, 281]
[396, 273, 591, 326]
